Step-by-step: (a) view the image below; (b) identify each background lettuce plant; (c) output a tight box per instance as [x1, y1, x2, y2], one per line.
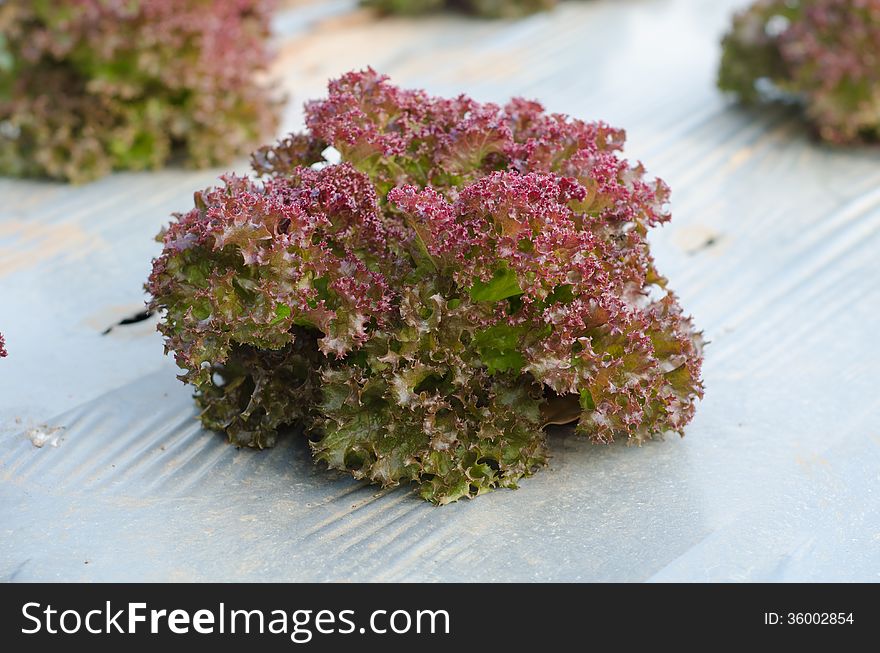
[149, 70, 704, 504]
[363, 0, 557, 17]
[0, 333, 6, 358]
[719, 0, 880, 144]
[0, 0, 280, 183]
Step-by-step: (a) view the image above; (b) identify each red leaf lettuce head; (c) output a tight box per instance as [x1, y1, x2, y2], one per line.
[362, 0, 559, 18]
[719, 0, 880, 144]
[150, 69, 704, 503]
[0, 0, 280, 183]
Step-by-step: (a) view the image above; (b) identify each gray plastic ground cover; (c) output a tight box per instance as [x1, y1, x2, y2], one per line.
[1, 0, 879, 581]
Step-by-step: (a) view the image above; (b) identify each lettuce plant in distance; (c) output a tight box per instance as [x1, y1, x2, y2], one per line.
[0, 0, 280, 183]
[149, 70, 704, 504]
[363, 0, 558, 17]
[0, 333, 6, 358]
[719, 0, 880, 144]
